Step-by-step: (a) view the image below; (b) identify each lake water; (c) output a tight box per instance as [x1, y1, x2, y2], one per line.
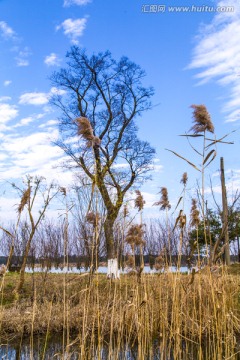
[0, 334, 230, 360]
[24, 265, 189, 274]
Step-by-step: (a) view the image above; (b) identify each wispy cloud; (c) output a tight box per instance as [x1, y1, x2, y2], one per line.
[56, 18, 87, 44]
[63, 0, 91, 6]
[0, 96, 11, 102]
[0, 103, 18, 123]
[16, 58, 29, 67]
[1, 130, 60, 173]
[188, 0, 240, 123]
[19, 87, 65, 106]
[15, 47, 31, 67]
[44, 52, 61, 66]
[19, 92, 49, 105]
[3, 80, 12, 87]
[0, 128, 74, 195]
[38, 119, 59, 128]
[0, 21, 16, 39]
[14, 113, 45, 128]
[0, 22, 31, 67]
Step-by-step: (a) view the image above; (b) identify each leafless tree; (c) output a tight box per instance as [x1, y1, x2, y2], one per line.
[50, 47, 155, 277]
[71, 176, 106, 270]
[12, 175, 58, 294]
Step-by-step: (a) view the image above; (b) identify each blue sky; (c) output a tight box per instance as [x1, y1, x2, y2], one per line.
[0, 0, 240, 221]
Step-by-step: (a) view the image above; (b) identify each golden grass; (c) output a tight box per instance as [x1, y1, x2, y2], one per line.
[0, 267, 239, 359]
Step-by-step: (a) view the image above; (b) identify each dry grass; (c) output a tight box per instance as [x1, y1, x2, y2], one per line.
[0, 267, 239, 359]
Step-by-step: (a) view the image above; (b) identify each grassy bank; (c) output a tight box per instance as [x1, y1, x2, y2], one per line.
[0, 265, 240, 359]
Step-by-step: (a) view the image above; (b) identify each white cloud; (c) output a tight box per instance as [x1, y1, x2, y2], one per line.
[2, 132, 54, 153]
[13, 145, 61, 168]
[0, 103, 18, 123]
[16, 58, 29, 67]
[15, 47, 31, 67]
[153, 164, 163, 173]
[56, 18, 87, 44]
[112, 163, 129, 169]
[0, 196, 20, 223]
[0, 129, 75, 211]
[19, 92, 49, 105]
[50, 87, 66, 96]
[0, 124, 9, 132]
[39, 119, 58, 128]
[44, 53, 60, 66]
[141, 191, 159, 208]
[0, 96, 11, 102]
[19, 87, 66, 106]
[188, 0, 240, 122]
[14, 113, 45, 128]
[3, 80, 12, 87]
[0, 153, 7, 161]
[63, 0, 91, 6]
[0, 130, 63, 175]
[14, 116, 34, 127]
[0, 21, 16, 39]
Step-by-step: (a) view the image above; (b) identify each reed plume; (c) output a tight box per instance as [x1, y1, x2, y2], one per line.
[180, 172, 188, 186]
[125, 224, 145, 247]
[125, 254, 135, 268]
[18, 187, 31, 214]
[153, 187, 171, 210]
[76, 117, 101, 147]
[123, 204, 129, 218]
[59, 187, 67, 196]
[154, 251, 165, 271]
[190, 198, 200, 227]
[86, 212, 100, 227]
[190, 104, 214, 134]
[174, 209, 186, 230]
[134, 190, 145, 211]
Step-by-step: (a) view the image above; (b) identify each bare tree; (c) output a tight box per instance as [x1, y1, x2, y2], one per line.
[36, 220, 64, 270]
[50, 47, 155, 277]
[71, 176, 106, 270]
[12, 175, 58, 294]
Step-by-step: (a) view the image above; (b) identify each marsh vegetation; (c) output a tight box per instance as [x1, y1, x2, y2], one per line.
[1, 47, 240, 359]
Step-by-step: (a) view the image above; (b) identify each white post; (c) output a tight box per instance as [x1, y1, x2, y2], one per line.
[107, 258, 120, 279]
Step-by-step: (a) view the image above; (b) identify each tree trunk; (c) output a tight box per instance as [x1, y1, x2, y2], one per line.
[238, 237, 240, 263]
[220, 157, 231, 266]
[104, 216, 119, 279]
[15, 233, 34, 294]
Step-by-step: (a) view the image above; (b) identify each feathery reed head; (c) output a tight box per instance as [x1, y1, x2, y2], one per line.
[0, 264, 6, 275]
[126, 254, 135, 268]
[76, 117, 101, 147]
[18, 188, 31, 214]
[77, 117, 93, 139]
[86, 212, 100, 227]
[155, 256, 164, 271]
[190, 198, 200, 227]
[180, 172, 188, 186]
[59, 187, 67, 196]
[190, 104, 214, 134]
[125, 224, 145, 247]
[123, 204, 129, 218]
[153, 187, 171, 211]
[134, 190, 145, 211]
[179, 210, 187, 229]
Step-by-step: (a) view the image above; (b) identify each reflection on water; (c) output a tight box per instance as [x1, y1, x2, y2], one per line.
[1, 334, 238, 360]
[0, 336, 168, 360]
